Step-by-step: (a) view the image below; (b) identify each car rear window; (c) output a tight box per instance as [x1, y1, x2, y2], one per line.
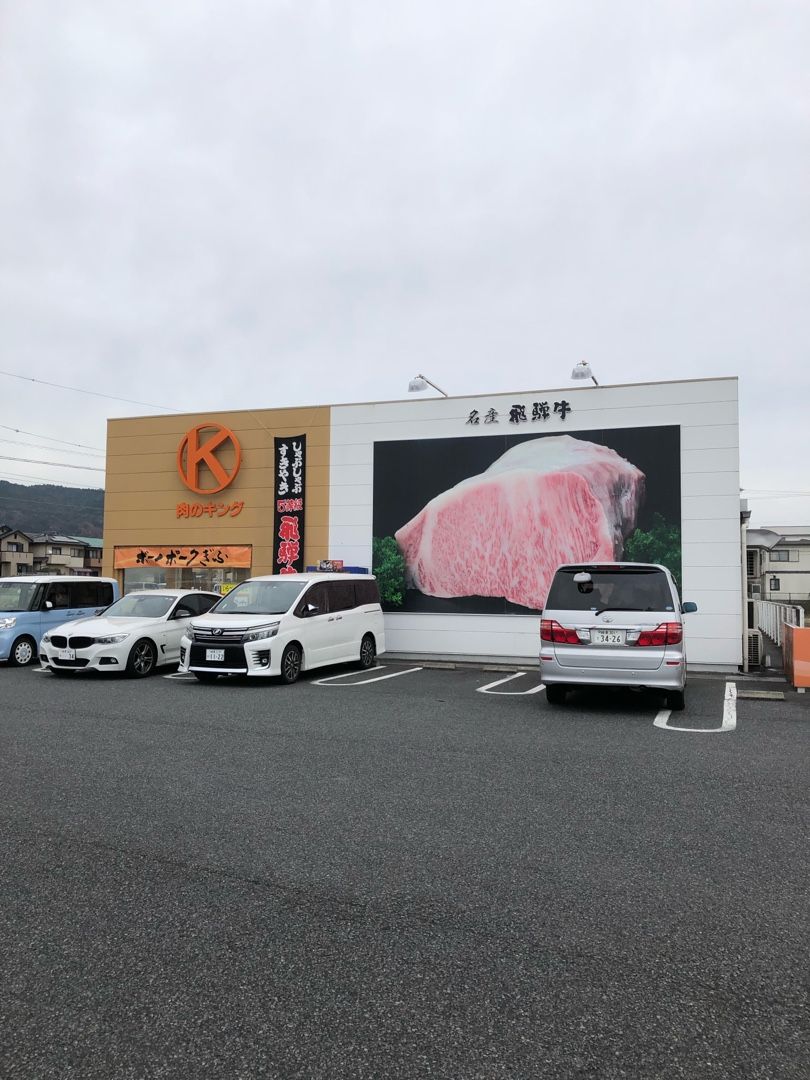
[545, 568, 676, 612]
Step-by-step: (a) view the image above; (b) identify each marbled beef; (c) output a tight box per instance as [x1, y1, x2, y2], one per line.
[394, 435, 645, 610]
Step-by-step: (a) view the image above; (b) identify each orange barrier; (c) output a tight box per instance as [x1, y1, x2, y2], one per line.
[782, 624, 810, 689]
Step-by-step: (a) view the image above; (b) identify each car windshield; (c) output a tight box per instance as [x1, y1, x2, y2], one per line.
[0, 581, 38, 612]
[546, 568, 676, 612]
[104, 595, 174, 619]
[213, 579, 305, 615]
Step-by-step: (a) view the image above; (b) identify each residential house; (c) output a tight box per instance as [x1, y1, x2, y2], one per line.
[746, 526, 810, 615]
[30, 534, 104, 577]
[0, 528, 35, 577]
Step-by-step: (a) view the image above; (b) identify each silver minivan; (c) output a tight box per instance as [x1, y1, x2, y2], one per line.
[539, 562, 697, 710]
[178, 572, 385, 684]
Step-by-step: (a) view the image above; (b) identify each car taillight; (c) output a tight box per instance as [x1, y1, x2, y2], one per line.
[635, 622, 683, 647]
[540, 619, 581, 645]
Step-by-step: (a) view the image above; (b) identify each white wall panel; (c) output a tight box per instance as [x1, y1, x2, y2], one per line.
[680, 425, 739, 451]
[681, 447, 739, 473]
[681, 471, 740, 497]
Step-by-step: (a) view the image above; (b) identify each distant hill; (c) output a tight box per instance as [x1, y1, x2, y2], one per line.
[0, 482, 104, 537]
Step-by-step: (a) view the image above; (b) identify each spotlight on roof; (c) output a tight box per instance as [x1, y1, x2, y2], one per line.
[408, 374, 449, 397]
[570, 361, 599, 386]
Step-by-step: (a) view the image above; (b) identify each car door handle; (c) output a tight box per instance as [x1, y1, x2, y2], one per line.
[328, 616, 336, 622]
[335, 615, 343, 621]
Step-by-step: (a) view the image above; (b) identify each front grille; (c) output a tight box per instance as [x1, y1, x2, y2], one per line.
[53, 657, 89, 668]
[189, 644, 247, 670]
[69, 636, 94, 649]
[192, 626, 248, 643]
[51, 635, 68, 648]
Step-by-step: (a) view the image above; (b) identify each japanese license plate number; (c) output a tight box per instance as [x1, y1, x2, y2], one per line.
[592, 629, 624, 646]
[58, 649, 76, 661]
[206, 649, 225, 662]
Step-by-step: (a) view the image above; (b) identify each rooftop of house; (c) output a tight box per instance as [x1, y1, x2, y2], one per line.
[747, 526, 810, 549]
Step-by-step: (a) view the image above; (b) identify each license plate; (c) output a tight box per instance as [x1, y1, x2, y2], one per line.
[592, 629, 625, 646]
[206, 649, 225, 662]
[58, 649, 76, 661]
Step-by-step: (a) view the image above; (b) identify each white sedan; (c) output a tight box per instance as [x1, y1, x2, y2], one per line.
[39, 589, 221, 677]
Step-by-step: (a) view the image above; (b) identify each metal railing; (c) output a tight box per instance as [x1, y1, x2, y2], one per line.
[755, 600, 804, 647]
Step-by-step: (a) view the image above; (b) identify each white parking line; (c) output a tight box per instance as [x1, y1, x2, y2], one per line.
[164, 672, 195, 680]
[477, 672, 545, 696]
[314, 666, 423, 686]
[654, 681, 737, 733]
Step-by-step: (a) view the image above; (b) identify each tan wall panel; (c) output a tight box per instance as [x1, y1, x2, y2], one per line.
[103, 406, 331, 577]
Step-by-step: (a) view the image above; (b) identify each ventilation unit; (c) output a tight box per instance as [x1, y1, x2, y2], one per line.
[746, 630, 763, 668]
[749, 583, 762, 597]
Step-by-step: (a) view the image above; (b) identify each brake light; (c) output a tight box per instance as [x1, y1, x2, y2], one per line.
[635, 622, 683, 647]
[540, 619, 581, 645]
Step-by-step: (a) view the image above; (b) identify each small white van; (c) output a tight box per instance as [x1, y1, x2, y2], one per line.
[178, 572, 385, 683]
[0, 575, 119, 667]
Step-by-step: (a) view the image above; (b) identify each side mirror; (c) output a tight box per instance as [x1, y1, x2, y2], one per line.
[45, 600, 53, 610]
[306, 603, 320, 616]
[682, 601, 698, 614]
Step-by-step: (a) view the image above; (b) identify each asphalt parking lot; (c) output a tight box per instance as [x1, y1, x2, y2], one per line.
[1, 663, 808, 1079]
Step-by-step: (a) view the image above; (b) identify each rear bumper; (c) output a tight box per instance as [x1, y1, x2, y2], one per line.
[539, 654, 685, 691]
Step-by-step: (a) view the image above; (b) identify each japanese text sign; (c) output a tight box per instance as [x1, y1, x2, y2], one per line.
[273, 435, 306, 574]
[114, 545, 252, 569]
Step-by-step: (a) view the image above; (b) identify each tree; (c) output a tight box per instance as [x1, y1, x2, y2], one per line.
[371, 536, 406, 607]
[624, 513, 682, 590]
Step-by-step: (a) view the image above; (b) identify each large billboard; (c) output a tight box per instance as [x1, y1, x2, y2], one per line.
[372, 427, 681, 614]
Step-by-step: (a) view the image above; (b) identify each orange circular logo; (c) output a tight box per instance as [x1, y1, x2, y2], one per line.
[177, 423, 242, 495]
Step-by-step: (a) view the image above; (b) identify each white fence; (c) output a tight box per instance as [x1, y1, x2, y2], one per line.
[755, 600, 804, 647]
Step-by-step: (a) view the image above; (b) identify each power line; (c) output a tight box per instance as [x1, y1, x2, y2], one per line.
[0, 423, 104, 452]
[0, 492, 103, 513]
[0, 437, 104, 460]
[0, 470, 101, 488]
[0, 369, 178, 412]
[0, 454, 104, 472]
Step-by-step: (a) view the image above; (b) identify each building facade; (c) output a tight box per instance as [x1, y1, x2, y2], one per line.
[0, 529, 34, 576]
[746, 527, 810, 612]
[103, 376, 743, 670]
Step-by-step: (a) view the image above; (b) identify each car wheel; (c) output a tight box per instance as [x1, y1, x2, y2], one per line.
[358, 634, 376, 670]
[127, 638, 157, 678]
[280, 643, 302, 684]
[666, 689, 685, 711]
[546, 684, 567, 705]
[9, 636, 37, 667]
[193, 671, 219, 683]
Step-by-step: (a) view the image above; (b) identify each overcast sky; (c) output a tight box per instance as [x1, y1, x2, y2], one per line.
[0, 1, 807, 527]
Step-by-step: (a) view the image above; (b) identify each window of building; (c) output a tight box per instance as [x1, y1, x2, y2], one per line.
[16, 564, 28, 575]
[769, 550, 797, 562]
[8, 542, 23, 552]
[746, 550, 757, 576]
[769, 577, 781, 592]
[51, 546, 62, 555]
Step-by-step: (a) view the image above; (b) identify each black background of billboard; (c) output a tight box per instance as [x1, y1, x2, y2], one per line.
[372, 426, 681, 615]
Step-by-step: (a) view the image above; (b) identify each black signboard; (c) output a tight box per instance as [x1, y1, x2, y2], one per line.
[273, 435, 306, 574]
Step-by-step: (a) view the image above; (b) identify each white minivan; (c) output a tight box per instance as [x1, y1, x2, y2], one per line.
[178, 573, 385, 684]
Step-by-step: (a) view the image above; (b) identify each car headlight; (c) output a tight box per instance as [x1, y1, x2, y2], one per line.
[94, 634, 130, 645]
[42, 632, 51, 643]
[0, 616, 16, 631]
[243, 624, 280, 643]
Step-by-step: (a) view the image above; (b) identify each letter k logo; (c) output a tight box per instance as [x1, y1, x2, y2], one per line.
[177, 423, 242, 494]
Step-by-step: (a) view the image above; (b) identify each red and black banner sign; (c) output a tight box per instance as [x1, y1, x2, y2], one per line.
[273, 435, 306, 574]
